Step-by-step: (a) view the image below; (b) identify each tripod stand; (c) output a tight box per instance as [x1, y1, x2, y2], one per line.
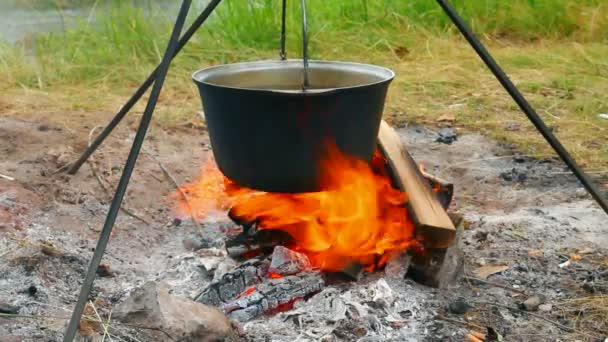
[63, 0, 608, 340]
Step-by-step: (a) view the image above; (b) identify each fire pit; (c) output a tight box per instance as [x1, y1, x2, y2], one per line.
[60, 1, 608, 339]
[174, 120, 459, 322]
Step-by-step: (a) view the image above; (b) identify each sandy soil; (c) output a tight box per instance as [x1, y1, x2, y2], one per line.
[0, 114, 606, 341]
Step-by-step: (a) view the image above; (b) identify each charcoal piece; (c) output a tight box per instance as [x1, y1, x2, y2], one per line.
[195, 257, 270, 306]
[448, 297, 471, 314]
[329, 262, 364, 282]
[0, 303, 20, 314]
[225, 224, 293, 260]
[222, 271, 325, 322]
[227, 208, 255, 229]
[500, 168, 528, 183]
[268, 246, 311, 276]
[226, 244, 265, 259]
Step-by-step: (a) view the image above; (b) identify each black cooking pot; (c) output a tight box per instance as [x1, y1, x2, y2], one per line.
[192, 59, 394, 193]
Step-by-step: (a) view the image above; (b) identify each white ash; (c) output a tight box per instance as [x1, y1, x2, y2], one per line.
[241, 276, 435, 341]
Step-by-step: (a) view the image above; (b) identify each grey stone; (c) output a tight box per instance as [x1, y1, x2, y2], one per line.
[522, 295, 546, 311]
[575, 188, 589, 199]
[114, 281, 239, 342]
[436, 127, 458, 144]
[538, 303, 552, 312]
[500, 168, 528, 183]
[447, 297, 471, 314]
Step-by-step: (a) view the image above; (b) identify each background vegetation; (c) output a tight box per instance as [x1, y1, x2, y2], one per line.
[1, 0, 607, 171]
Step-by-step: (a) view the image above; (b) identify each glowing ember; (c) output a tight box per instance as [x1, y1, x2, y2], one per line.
[265, 297, 301, 315]
[268, 272, 284, 279]
[237, 286, 258, 298]
[173, 143, 416, 272]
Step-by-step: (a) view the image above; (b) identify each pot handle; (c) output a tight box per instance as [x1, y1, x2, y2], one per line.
[280, 0, 287, 60]
[300, 0, 310, 89]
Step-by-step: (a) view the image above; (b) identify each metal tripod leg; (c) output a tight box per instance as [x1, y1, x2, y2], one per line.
[66, 0, 223, 175]
[63, 1, 193, 341]
[436, 0, 608, 215]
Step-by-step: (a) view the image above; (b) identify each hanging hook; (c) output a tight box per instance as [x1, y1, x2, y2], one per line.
[300, 0, 310, 89]
[280, 0, 287, 60]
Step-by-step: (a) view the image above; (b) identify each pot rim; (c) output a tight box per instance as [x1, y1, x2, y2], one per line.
[192, 59, 395, 94]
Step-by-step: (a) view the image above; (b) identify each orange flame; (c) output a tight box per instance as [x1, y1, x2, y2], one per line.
[172, 155, 231, 221]
[174, 143, 416, 272]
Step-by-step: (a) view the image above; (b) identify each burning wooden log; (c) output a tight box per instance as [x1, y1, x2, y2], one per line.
[377, 120, 456, 248]
[421, 171, 454, 210]
[221, 271, 325, 322]
[225, 223, 293, 260]
[407, 214, 464, 288]
[268, 246, 312, 276]
[195, 257, 270, 306]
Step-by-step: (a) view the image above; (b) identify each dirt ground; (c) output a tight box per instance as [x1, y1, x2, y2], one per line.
[0, 112, 606, 341]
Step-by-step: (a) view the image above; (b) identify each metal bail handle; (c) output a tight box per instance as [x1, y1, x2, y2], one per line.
[280, 0, 287, 60]
[300, 0, 310, 89]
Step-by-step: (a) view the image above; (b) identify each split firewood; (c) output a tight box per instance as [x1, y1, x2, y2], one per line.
[420, 170, 453, 209]
[377, 120, 456, 248]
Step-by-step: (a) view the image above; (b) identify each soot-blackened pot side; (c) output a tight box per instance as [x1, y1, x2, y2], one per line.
[193, 60, 394, 193]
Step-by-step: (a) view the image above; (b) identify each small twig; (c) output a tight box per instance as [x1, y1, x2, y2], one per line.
[436, 314, 485, 330]
[464, 275, 526, 294]
[0, 173, 15, 181]
[472, 300, 577, 333]
[86, 126, 150, 225]
[50, 162, 72, 175]
[143, 150, 202, 231]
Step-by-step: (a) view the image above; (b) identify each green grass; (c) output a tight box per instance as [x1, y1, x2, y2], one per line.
[3, 0, 608, 88]
[6, 0, 99, 10]
[0, 0, 607, 171]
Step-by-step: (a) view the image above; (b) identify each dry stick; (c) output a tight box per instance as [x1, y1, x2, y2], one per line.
[0, 312, 176, 341]
[472, 300, 580, 334]
[0, 173, 15, 181]
[464, 275, 526, 294]
[51, 162, 73, 175]
[86, 126, 150, 225]
[461, 262, 501, 332]
[143, 150, 202, 231]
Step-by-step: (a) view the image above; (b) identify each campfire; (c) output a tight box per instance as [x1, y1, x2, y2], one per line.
[172, 125, 457, 322]
[176, 142, 417, 272]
